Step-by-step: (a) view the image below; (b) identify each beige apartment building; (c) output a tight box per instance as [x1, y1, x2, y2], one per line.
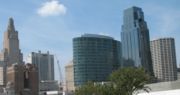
[151, 38, 177, 82]
[65, 61, 75, 92]
[0, 64, 4, 86]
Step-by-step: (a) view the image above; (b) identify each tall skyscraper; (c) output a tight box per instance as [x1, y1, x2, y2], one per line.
[151, 38, 177, 82]
[0, 18, 23, 66]
[27, 51, 54, 81]
[0, 18, 23, 86]
[121, 6, 153, 75]
[73, 34, 121, 86]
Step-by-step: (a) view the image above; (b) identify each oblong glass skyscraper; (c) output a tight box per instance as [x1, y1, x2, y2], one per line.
[121, 6, 153, 75]
[73, 34, 121, 86]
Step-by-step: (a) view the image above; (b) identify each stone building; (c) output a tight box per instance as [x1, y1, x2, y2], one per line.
[6, 64, 38, 95]
[0, 18, 23, 86]
[0, 17, 23, 66]
[0, 63, 4, 86]
[65, 61, 75, 92]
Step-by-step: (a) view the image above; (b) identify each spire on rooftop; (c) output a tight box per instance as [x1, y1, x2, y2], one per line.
[7, 17, 15, 32]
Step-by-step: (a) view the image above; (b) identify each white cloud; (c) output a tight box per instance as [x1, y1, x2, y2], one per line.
[37, 0, 66, 17]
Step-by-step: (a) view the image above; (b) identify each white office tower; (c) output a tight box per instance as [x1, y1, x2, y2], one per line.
[151, 38, 177, 82]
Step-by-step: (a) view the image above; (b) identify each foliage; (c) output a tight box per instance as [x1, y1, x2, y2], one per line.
[110, 67, 150, 95]
[75, 67, 150, 95]
[75, 82, 96, 95]
[75, 82, 115, 95]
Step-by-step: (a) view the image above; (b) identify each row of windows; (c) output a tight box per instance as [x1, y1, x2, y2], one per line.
[73, 38, 114, 42]
[74, 76, 109, 81]
[74, 77, 111, 80]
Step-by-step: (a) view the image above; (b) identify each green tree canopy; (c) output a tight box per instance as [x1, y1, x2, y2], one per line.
[110, 67, 150, 95]
[75, 67, 150, 95]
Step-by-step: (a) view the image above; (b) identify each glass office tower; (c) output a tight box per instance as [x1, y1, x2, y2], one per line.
[121, 6, 153, 75]
[73, 34, 121, 86]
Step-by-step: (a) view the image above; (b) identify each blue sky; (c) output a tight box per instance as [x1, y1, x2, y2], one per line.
[0, 0, 180, 81]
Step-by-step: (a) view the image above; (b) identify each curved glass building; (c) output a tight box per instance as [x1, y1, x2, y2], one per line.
[73, 34, 121, 86]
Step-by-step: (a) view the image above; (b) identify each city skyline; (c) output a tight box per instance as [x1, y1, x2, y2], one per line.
[0, 0, 180, 80]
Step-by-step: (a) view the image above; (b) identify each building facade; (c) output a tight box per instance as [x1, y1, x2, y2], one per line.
[73, 34, 121, 86]
[0, 63, 4, 86]
[6, 64, 38, 95]
[65, 61, 75, 92]
[121, 6, 153, 75]
[151, 38, 177, 82]
[39, 80, 59, 95]
[0, 18, 23, 87]
[0, 18, 23, 66]
[177, 68, 180, 80]
[27, 51, 54, 81]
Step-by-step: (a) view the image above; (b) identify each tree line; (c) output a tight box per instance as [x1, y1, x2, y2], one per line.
[75, 67, 151, 95]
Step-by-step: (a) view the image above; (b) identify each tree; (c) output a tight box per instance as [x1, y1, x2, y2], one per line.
[75, 82, 113, 95]
[75, 67, 150, 95]
[110, 67, 150, 95]
[75, 82, 98, 95]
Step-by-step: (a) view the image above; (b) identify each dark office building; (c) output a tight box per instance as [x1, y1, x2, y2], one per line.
[73, 34, 121, 86]
[121, 6, 153, 75]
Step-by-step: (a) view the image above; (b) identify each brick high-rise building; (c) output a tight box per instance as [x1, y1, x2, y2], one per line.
[6, 64, 38, 95]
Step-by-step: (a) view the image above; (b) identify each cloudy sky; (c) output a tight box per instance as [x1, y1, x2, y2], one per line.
[0, 0, 180, 80]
